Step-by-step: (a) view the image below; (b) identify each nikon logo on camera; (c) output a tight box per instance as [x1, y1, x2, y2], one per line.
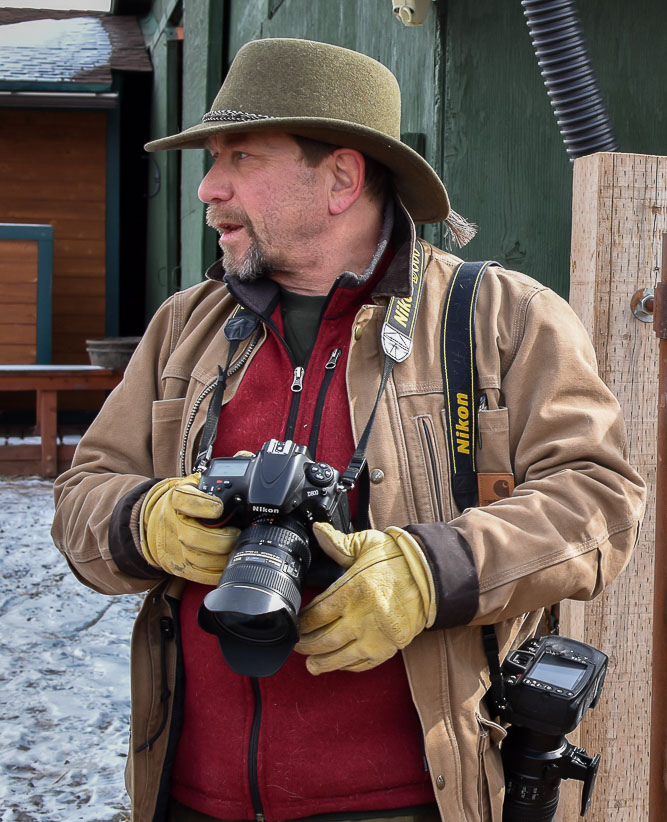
[456, 392, 471, 455]
[251, 504, 280, 514]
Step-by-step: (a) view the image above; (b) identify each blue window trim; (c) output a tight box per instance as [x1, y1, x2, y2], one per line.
[0, 81, 111, 93]
[0, 223, 53, 364]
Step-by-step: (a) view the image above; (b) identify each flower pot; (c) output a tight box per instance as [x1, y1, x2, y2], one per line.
[85, 337, 141, 371]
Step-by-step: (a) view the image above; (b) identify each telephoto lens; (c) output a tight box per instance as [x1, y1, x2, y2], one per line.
[501, 727, 565, 821]
[198, 514, 311, 677]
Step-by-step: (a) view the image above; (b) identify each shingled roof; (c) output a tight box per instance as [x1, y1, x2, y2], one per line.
[0, 9, 151, 89]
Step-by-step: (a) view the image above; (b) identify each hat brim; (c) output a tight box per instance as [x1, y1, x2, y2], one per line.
[144, 116, 449, 225]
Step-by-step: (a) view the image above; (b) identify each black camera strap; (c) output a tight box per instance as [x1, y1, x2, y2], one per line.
[438, 259, 510, 717]
[441, 259, 496, 511]
[482, 624, 507, 715]
[195, 305, 260, 471]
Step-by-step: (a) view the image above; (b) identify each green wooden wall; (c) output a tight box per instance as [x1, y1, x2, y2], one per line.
[444, 0, 667, 298]
[179, 0, 225, 289]
[141, 0, 667, 317]
[141, 0, 181, 315]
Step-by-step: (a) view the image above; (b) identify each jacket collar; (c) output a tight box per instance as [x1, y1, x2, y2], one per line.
[204, 196, 417, 312]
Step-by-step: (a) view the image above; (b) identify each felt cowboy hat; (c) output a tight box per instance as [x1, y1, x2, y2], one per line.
[145, 37, 453, 226]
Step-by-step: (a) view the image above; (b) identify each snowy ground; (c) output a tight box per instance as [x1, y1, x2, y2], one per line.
[0, 475, 139, 821]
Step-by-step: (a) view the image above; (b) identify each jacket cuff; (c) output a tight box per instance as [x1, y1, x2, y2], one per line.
[404, 522, 479, 629]
[108, 479, 165, 580]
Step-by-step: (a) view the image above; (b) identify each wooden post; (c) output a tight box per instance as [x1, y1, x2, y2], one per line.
[650, 233, 667, 820]
[36, 388, 58, 477]
[560, 152, 665, 821]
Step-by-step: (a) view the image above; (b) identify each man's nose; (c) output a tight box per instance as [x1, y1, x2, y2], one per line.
[198, 163, 233, 204]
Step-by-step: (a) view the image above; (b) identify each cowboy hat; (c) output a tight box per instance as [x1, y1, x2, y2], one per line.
[144, 37, 450, 225]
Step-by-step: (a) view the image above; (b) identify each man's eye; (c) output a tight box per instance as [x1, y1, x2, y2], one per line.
[234, 151, 250, 160]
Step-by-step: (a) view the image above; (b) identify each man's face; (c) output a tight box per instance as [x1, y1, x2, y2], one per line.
[199, 131, 330, 282]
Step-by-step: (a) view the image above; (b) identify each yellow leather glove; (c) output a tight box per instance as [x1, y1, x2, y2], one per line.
[139, 474, 240, 585]
[295, 523, 437, 674]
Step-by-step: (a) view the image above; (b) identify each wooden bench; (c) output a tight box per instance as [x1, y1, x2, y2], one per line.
[0, 365, 122, 477]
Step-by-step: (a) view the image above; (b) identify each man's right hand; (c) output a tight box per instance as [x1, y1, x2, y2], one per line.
[139, 475, 239, 585]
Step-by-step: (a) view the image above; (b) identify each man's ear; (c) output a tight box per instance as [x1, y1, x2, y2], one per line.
[327, 148, 366, 215]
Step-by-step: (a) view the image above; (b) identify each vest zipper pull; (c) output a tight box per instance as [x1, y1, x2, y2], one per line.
[325, 348, 342, 369]
[291, 366, 305, 392]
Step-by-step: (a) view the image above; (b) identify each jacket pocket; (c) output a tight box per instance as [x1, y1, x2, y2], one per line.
[412, 413, 452, 523]
[476, 712, 506, 822]
[152, 397, 186, 477]
[477, 406, 512, 476]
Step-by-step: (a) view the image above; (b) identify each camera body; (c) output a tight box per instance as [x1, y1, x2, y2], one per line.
[198, 438, 348, 530]
[499, 635, 607, 735]
[197, 439, 350, 677]
[495, 635, 608, 821]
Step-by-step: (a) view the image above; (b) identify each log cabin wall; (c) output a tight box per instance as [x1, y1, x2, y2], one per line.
[0, 109, 107, 364]
[0, 237, 38, 363]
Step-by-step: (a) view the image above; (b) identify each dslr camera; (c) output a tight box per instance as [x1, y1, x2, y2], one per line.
[197, 439, 350, 677]
[494, 634, 608, 821]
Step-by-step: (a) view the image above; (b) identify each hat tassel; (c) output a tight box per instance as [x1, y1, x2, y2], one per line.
[444, 209, 478, 248]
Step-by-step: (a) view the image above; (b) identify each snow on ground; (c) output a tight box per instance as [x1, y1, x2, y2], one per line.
[0, 476, 139, 821]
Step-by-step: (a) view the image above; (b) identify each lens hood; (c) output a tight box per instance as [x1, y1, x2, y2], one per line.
[198, 581, 299, 677]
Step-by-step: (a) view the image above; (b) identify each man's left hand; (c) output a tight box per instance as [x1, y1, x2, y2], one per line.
[295, 523, 437, 674]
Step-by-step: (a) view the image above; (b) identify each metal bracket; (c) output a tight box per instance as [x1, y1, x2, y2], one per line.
[391, 0, 433, 27]
[631, 287, 655, 322]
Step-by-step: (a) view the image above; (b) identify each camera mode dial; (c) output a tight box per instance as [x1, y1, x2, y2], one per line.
[305, 462, 335, 487]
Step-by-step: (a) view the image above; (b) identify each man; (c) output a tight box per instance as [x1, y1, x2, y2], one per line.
[52, 38, 645, 822]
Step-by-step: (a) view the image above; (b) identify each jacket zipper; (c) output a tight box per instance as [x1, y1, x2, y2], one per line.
[249, 678, 265, 822]
[244, 355, 342, 822]
[291, 366, 305, 392]
[179, 329, 261, 475]
[281, 281, 341, 442]
[246, 326, 340, 818]
[308, 348, 342, 457]
[283, 363, 303, 440]
[419, 417, 445, 521]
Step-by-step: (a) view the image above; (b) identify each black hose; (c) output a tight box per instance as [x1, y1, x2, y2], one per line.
[521, 0, 619, 160]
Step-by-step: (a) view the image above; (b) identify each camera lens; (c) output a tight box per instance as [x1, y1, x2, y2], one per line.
[211, 610, 292, 643]
[198, 515, 311, 677]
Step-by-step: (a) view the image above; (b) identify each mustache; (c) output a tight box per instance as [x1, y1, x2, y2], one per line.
[206, 204, 251, 230]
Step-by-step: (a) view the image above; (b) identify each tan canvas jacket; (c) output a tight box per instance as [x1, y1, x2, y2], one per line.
[52, 216, 645, 821]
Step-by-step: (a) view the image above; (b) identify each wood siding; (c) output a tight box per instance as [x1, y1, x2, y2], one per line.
[0, 238, 37, 363]
[561, 151, 666, 821]
[0, 110, 107, 364]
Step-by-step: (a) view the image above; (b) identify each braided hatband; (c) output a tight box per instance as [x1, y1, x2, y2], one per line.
[202, 109, 270, 124]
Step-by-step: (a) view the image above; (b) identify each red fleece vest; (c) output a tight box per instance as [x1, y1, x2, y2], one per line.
[170, 277, 435, 820]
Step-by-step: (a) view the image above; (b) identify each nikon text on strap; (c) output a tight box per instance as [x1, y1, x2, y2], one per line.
[441, 259, 497, 512]
[439, 259, 510, 715]
[342, 238, 429, 491]
[380, 239, 428, 363]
